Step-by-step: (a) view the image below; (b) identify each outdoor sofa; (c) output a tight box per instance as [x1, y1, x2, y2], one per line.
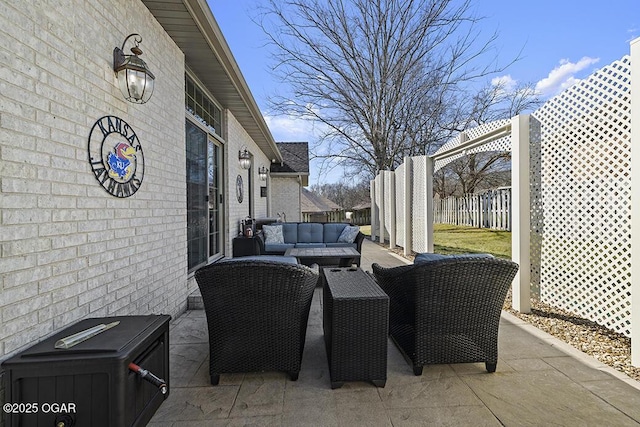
[194, 256, 319, 385]
[255, 222, 365, 256]
[372, 253, 519, 375]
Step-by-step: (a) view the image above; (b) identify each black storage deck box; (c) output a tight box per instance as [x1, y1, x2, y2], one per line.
[2, 315, 170, 427]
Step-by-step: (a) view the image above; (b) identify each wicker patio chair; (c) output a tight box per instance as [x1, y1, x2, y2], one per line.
[194, 258, 319, 385]
[372, 255, 519, 375]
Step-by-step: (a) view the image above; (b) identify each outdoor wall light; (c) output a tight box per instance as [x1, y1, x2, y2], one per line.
[113, 34, 155, 104]
[258, 166, 269, 181]
[239, 148, 252, 169]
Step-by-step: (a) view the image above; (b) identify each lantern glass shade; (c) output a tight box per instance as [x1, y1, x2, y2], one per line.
[258, 166, 268, 181]
[239, 149, 251, 169]
[115, 55, 155, 104]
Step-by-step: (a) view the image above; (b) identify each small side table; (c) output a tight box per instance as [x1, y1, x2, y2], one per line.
[232, 235, 260, 257]
[322, 267, 389, 388]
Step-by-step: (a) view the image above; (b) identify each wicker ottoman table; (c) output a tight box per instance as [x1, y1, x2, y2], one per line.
[322, 267, 389, 389]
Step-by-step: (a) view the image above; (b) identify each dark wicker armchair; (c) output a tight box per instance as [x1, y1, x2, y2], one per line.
[372, 255, 518, 375]
[194, 258, 319, 385]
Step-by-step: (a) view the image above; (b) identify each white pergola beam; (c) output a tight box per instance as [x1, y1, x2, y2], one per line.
[431, 125, 511, 163]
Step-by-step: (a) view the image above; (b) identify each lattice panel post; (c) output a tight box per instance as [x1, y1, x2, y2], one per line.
[395, 164, 405, 249]
[375, 174, 384, 243]
[411, 156, 426, 252]
[511, 114, 532, 313]
[385, 171, 396, 248]
[631, 37, 640, 365]
[378, 173, 386, 243]
[425, 156, 434, 252]
[370, 179, 377, 241]
[404, 157, 413, 256]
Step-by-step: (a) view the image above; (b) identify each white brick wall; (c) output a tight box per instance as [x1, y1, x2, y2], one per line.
[224, 110, 270, 254]
[0, 0, 187, 362]
[271, 177, 302, 222]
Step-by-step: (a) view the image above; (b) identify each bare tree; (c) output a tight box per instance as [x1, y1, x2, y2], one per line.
[310, 180, 370, 209]
[259, 0, 507, 179]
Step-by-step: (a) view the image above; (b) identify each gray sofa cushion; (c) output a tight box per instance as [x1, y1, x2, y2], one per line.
[414, 252, 494, 264]
[295, 243, 326, 248]
[297, 223, 324, 243]
[256, 222, 362, 258]
[414, 253, 447, 263]
[323, 223, 348, 243]
[264, 243, 296, 253]
[282, 223, 298, 244]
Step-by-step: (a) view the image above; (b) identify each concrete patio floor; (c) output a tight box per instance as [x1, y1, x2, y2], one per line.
[149, 239, 640, 426]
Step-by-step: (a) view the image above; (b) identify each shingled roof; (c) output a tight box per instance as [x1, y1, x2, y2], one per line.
[271, 142, 309, 174]
[301, 188, 342, 213]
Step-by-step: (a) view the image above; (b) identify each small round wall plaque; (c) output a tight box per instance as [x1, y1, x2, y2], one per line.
[87, 116, 144, 198]
[236, 175, 243, 203]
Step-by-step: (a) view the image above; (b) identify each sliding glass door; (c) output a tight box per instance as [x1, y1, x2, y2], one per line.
[186, 120, 223, 271]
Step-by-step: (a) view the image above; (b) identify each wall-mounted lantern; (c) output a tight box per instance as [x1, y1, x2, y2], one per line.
[239, 148, 251, 169]
[113, 34, 155, 104]
[258, 166, 269, 181]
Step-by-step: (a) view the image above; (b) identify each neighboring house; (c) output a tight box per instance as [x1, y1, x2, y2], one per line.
[301, 188, 345, 223]
[350, 202, 372, 225]
[269, 142, 310, 222]
[0, 0, 306, 367]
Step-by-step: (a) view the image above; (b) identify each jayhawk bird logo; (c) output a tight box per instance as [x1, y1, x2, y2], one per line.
[107, 142, 136, 180]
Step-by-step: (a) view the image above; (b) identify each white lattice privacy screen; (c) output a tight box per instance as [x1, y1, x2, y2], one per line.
[369, 53, 634, 339]
[411, 157, 427, 252]
[532, 55, 632, 336]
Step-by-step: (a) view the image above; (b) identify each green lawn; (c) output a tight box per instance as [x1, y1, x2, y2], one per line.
[433, 224, 511, 259]
[358, 224, 511, 259]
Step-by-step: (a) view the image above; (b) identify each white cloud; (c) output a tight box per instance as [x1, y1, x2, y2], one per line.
[491, 74, 517, 92]
[264, 115, 318, 142]
[535, 57, 600, 98]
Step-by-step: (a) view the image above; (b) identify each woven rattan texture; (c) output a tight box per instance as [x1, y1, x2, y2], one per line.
[373, 257, 518, 373]
[194, 260, 318, 383]
[323, 268, 388, 386]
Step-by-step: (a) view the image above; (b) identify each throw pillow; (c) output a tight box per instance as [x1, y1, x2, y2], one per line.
[337, 225, 360, 243]
[263, 224, 284, 244]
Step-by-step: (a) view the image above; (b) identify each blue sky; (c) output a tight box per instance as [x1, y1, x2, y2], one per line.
[207, 0, 638, 184]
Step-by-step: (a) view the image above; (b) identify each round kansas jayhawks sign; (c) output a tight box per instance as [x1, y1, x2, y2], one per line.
[87, 116, 144, 198]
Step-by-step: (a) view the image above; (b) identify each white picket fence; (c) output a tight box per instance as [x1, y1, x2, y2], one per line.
[434, 188, 511, 230]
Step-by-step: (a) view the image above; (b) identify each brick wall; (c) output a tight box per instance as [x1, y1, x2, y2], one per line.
[0, 0, 186, 365]
[271, 177, 302, 222]
[224, 111, 270, 254]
